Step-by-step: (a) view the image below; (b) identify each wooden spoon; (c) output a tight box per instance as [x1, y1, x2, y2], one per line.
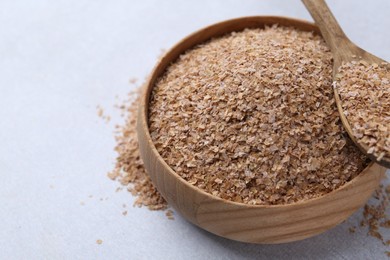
[302, 0, 390, 168]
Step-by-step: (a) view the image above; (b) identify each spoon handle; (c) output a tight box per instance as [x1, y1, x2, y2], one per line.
[301, 0, 350, 53]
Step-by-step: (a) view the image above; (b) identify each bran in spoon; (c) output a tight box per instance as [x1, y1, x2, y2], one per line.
[335, 61, 390, 161]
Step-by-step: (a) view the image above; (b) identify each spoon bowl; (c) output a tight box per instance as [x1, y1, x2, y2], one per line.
[137, 16, 386, 244]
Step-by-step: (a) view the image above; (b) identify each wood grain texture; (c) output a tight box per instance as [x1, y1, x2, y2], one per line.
[302, 0, 390, 168]
[137, 16, 386, 244]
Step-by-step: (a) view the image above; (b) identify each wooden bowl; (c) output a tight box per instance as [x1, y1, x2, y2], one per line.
[137, 16, 386, 244]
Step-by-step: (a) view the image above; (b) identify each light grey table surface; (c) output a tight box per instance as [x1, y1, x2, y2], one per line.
[0, 0, 389, 259]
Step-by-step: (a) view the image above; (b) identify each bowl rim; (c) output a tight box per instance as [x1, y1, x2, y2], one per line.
[138, 15, 379, 210]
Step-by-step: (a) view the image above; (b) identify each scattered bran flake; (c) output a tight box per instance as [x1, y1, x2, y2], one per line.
[97, 106, 104, 117]
[122, 211, 128, 216]
[369, 229, 384, 242]
[335, 61, 390, 161]
[97, 105, 111, 123]
[382, 220, 390, 228]
[359, 184, 390, 246]
[80, 201, 85, 206]
[109, 88, 167, 210]
[129, 78, 138, 84]
[350, 182, 390, 257]
[149, 26, 368, 205]
[165, 210, 174, 220]
[107, 171, 118, 180]
[349, 226, 356, 233]
[96, 239, 103, 245]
